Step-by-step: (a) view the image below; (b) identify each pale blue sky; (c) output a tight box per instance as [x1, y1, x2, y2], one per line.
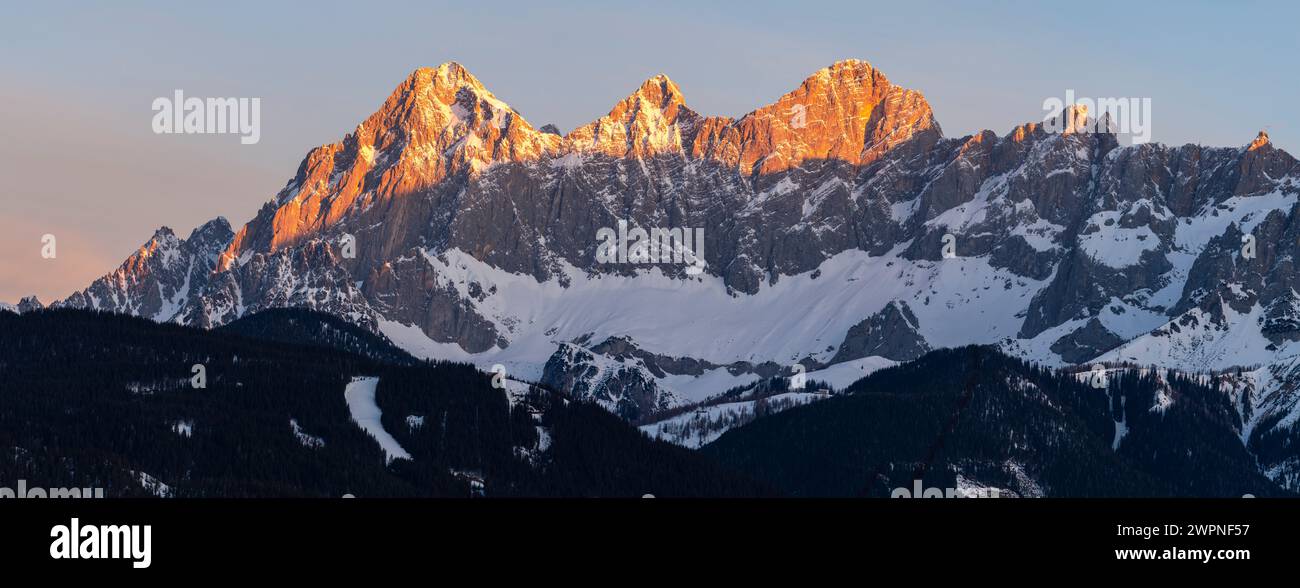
[2, 0, 1296, 302]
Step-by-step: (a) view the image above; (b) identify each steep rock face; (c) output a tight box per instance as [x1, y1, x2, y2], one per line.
[185, 239, 377, 330]
[690, 59, 941, 175]
[218, 63, 563, 268]
[567, 75, 702, 158]
[831, 301, 930, 362]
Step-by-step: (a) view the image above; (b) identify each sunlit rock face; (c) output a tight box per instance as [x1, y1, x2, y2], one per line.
[219, 62, 564, 267]
[691, 59, 941, 175]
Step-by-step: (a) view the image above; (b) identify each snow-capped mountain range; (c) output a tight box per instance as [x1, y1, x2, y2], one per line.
[24, 60, 1300, 484]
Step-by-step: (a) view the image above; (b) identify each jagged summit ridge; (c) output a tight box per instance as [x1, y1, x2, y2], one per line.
[567, 74, 699, 157]
[215, 59, 942, 270]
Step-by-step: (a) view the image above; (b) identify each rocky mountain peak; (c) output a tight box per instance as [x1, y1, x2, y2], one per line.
[361, 61, 548, 150]
[58, 215, 235, 322]
[118, 226, 188, 278]
[150, 225, 176, 238]
[426, 61, 482, 89]
[1250, 130, 1271, 151]
[1042, 103, 1097, 135]
[803, 58, 879, 87]
[16, 295, 44, 313]
[186, 218, 235, 263]
[1233, 128, 1296, 196]
[690, 58, 941, 175]
[188, 216, 232, 241]
[376, 62, 504, 129]
[218, 61, 565, 262]
[567, 73, 700, 157]
[140, 227, 180, 257]
[634, 74, 686, 106]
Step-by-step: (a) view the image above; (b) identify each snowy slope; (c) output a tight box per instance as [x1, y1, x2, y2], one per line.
[381, 246, 1042, 406]
[343, 376, 411, 463]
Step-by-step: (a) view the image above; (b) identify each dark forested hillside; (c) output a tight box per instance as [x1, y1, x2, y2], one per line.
[4, 309, 1276, 498]
[215, 307, 418, 365]
[702, 346, 1287, 497]
[0, 308, 767, 497]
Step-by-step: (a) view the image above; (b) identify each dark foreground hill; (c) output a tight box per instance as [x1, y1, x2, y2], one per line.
[0, 308, 766, 497]
[703, 346, 1288, 497]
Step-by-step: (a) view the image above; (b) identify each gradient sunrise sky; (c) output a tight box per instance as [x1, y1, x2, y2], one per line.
[2, 0, 1297, 303]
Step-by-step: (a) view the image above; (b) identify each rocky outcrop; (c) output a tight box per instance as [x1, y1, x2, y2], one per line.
[540, 342, 670, 421]
[1050, 318, 1126, 365]
[16, 296, 44, 313]
[831, 301, 930, 362]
